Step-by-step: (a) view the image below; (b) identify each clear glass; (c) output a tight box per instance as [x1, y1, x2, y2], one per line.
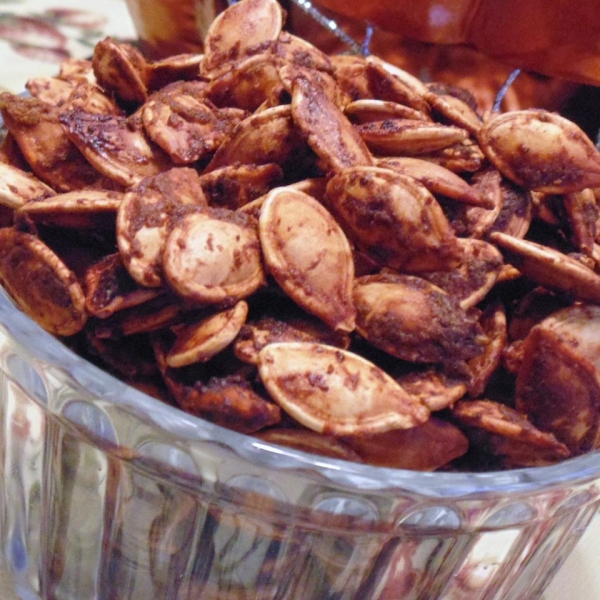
[0, 287, 598, 600]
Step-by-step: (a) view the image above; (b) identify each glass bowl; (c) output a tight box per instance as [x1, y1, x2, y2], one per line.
[1, 283, 600, 600]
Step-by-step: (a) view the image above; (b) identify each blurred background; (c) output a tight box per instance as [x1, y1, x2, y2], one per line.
[2, 0, 600, 137]
[123, 0, 600, 138]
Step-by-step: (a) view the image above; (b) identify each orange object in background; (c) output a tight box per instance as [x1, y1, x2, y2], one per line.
[283, 0, 584, 114]
[316, 0, 600, 86]
[124, 0, 599, 119]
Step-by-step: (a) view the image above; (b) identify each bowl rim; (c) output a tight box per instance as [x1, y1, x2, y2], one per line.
[1, 284, 599, 501]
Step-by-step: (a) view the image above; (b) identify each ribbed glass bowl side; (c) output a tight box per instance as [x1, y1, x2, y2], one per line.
[0, 285, 599, 600]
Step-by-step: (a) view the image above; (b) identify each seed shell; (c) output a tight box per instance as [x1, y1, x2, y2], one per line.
[0, 228, 86, 336]
[257, 342, 429, 436]
[163, 211, 265, 304]
[479, 109, 600, 193]
[117, 168, 207, 288]
[166, 301, 249, 367]
[326, 166, 462, 272]
[202, 0, 283, 74]
[259, 187, 356, 332]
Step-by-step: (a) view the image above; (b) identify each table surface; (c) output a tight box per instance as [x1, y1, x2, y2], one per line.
[0, 0, 598, 598]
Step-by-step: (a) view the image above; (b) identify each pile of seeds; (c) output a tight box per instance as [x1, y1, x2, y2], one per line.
[1, 0, 600, 471]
